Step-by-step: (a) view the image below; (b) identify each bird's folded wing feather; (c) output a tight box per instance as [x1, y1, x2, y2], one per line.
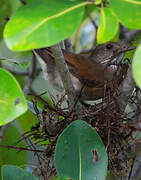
[62, 49, 114, 85]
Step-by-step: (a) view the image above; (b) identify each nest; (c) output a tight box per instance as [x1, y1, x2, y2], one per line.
[21, 87, 141, 179]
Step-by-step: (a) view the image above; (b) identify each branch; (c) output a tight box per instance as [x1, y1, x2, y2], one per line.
[85, 6, 98, 31]
[117, 64, 136, 110]
[0, 124, 10, 143]
[50, 44, 80, 108]
[0, 144, 43, 153]
[113, 32, 140, 179]
[64, 38, 73, 52]
[116, 139, 141, 180]
[23, 53, 37, 97]
[35, 46, 83, 117]
[120, 28, 141, 44]
[117, 30, 140, 110]
[59, 41, 65, 49]
[118, 140, 141, 162]
[30, 88, 67, 117]
[130, 153, 141, 180]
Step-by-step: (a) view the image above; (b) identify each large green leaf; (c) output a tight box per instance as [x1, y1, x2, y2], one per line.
[2, 165, 37, 180]
[4, 0, 93, 51]
[132, 44, 141, 88]
[109, 0, 141, 29]
[97, 7, 119, 44]
[0, 125, 27, 179]
[0, 68, 27, 126]
[55, 120, 108, 180]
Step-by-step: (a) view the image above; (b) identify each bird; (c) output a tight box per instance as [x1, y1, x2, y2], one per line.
[36, 41, 134, 101]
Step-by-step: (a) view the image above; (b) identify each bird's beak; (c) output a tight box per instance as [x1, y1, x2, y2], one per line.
[122, 46, 136, 53]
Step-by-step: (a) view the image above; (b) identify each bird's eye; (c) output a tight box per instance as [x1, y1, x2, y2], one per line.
[106, 43, 113, 49]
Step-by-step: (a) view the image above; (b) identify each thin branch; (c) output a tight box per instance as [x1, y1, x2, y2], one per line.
[0, 144, 43, 153]
[23, 53, 37, 97]
[30, 89, 60, 114]
[0, 124, 10, 143]
[85, 6, 98, 30]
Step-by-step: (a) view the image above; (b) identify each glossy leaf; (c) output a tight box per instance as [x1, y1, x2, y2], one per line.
[0, 68, 27, 125]
[97, 7, 119, 44]
[55, 120, 108, 180]
[4, 0, 93, 51]
[0, 125, 27, 178]
[132, 44, 141, 88]
[2, 165, 37, 180]
[109, 0, 141, 29]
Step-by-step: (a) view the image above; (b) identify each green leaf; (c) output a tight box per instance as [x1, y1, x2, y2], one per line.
[55, 120, 108, 180]
[17, 110, 38, 132]
[97, 7, 119, 44]
[95, 0, 102, 5]
[0, 0, 22, 41]
[2, 165, 37, 180]
[132, 44, 141, 88]
[0, 40, 32, 70]
[0, 125, 27, 179]
[7, 0, 22, 15]
[51, 176, 66, 180]
[0, 68, 27, 126]
[0, 0, 11, 41]
[124, 32, 141, 61]
[82, 5, 97, 21]
[4, 0, 93, 51]
[109, 0, 141, 29]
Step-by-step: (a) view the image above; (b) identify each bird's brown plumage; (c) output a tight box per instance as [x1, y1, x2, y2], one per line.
[36, 41, 134, 101]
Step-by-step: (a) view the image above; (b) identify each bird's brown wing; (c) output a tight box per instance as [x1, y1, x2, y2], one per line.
[62, 49, 114, 85]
